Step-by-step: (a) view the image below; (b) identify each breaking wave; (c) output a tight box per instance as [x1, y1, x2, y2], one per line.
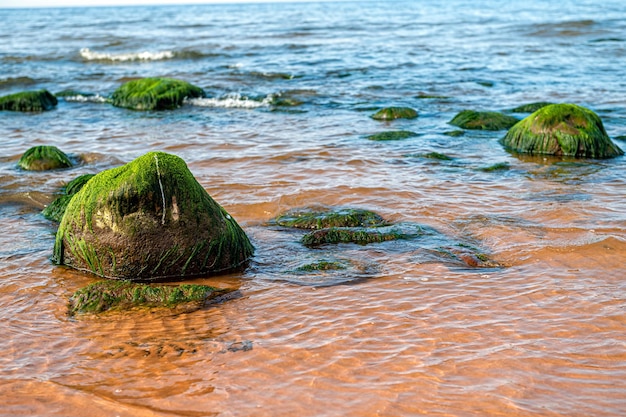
[185, 93, 274, 109]
[79, 48, 175, 62]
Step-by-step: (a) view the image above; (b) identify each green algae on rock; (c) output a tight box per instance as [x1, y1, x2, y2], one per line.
[509, 102, 553, 113]
[302, 227, 405, 247]
[53, 151, 254, 281]
[18, 145, 73, 171]
[275, 207, 387, 229]
[500, 103, 624, 158]
[450, 110, 519, 130]
[68, 280, 234, 315]
[371, 107, 418, 120]
[0, 89, 57, 112]
[366, 130, 417, 141]
[477, 162, 510, 172]
[111, 77, 205, 110]
[295, 260, 348, 272]
[43, 174, 95, 222]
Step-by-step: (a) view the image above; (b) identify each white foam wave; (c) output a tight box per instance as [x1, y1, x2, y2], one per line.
[63, 94, 109, 103]
[185, 93, 273, 109]
[79, 48, 175, 62]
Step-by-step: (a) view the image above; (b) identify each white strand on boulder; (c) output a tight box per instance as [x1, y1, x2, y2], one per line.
[154, 155, 166, 225]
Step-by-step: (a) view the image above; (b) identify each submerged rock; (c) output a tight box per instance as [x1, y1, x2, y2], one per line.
[43, 174, 95, 222]
[111, 77, 205, 110]
[53, 151, 254, 281]
[18, 146, 73, 171]
[366, 130, 417, 141]
[275, 207, 387, 229]
[509, 102, 553, 113]
[371, 107, 418, 120]
[0, 89, 57, 112]
[68, 280, 234, 315]
[301, 227, 406, 247]
[450, 110, 519, 130]
[500, 103, 624, 158]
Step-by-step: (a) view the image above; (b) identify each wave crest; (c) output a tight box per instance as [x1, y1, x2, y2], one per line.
[185, 93, 274, 109]
[79, 48, 175, 62]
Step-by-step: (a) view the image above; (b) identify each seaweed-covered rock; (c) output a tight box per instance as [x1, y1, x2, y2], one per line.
[275, 207, 387, 229]
[52, 151, 254, 281]
[302, 227, 405, 247]
[509, 102, 553, 113]
[371, 107, 418, 120]
[500, 103, 624, 158]
[111, 77, 205, 110]
[366, 130, 417, 141]
[43, 174, 95, 222]
[295, 260, 348, 272]
[18, 146, 73, 171]
[450, 110, 519, 130]
[68, 280, 234, 315]
[0, 89, 57, 112]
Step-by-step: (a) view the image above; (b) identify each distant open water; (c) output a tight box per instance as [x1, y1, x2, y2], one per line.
[1, 1, 626, 416]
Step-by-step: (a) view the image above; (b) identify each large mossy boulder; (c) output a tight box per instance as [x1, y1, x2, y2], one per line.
[0, 89, 57, 112]
[68, 280, 234, 315]
[18, 145, 73, 171]
[371, 107, 418, 120]
[111, 77, 205, 110]
[450, 110, 519, 130]
[500, 103, 624, 158]
[52, 151, 254, 281]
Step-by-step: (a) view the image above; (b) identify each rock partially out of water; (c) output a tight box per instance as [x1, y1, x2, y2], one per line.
[53, 151, 254, 281]
[18, 146, 73, 171]
[111, 77, 205, 110]
[450, 110, 519, 130]
[0, 89, 57, 112]
[68, 280, 234, 315]
[371, 107, 418, 120]
[500, 103, 624, 158]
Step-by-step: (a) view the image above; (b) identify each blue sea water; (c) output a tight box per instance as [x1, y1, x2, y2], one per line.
[1, 1, 626, 416]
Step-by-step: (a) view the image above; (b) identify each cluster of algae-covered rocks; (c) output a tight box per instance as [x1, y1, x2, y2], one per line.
[34, 151, 253, 315]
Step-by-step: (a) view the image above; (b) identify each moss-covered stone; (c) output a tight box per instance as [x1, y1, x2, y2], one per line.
[478, 162, 510, 172]
[450, 110, 519, 130]
[295, 260, 348, 272]
[53, 151, 254, 281]
[366, 130, 417, 141]
[302, 227, 405, 247]
[421, 152, 454, 161]
[371, 107, 418, 120]
[500, 103, 624, 158]
[443, 130, 465, 137]
[509, 102, 553, 113]
[18, 146, 73, 171]
[68, 280, 234, 315]
[111, 77, 205, 110]
[43, 174, 95, 222]
[0, 89, 57, 112]
[275, 207, 387, 229]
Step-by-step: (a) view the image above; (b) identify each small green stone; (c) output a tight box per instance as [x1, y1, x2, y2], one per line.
[371, 107, 418, 120]
[366, 131, 417, 141]
[450, 110, 519, 130]
[18, 146, 72, 171]
[0, 89, 57, 112]
[111, 77, 204, 110]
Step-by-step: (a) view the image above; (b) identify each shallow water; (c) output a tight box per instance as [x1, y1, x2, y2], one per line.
[1, 1, 626, 416]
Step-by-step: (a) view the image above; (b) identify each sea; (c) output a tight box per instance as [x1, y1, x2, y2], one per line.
[1, 1, 626, 416]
